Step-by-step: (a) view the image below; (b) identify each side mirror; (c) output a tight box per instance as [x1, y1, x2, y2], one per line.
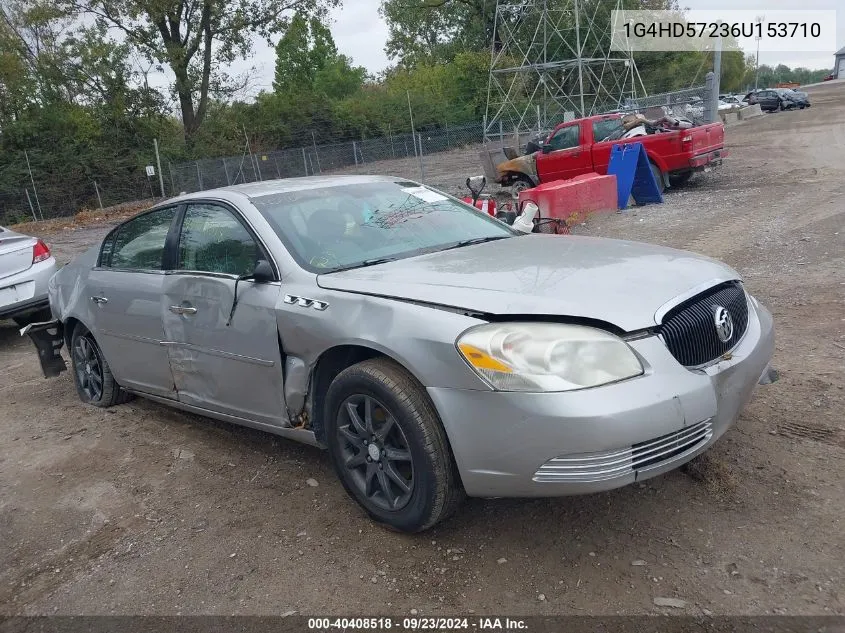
[251, 259, 275, 283]
[541, 144, 552, 154]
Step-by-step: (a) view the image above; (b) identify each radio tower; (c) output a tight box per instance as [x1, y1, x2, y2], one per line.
[484, 0, 644, 141]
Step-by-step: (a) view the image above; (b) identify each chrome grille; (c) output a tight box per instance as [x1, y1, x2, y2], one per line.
[533, 420, 713, 483]
[658, 282, 748, 367]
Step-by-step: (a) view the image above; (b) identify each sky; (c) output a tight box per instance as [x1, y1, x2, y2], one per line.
[149, 0, 843, 97]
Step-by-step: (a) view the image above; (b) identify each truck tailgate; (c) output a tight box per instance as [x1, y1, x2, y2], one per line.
[688, 122, 724, 156]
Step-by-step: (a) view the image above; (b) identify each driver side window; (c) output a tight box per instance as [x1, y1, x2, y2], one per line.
[547, 125, 580, 151]
[178, 203, 260, 277]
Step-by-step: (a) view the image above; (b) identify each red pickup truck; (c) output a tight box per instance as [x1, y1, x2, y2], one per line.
[494, 113, 727, 194]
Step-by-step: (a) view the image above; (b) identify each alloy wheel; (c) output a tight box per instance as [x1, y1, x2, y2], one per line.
[336, 394, 414, 511]
[73, 335, 103, 401]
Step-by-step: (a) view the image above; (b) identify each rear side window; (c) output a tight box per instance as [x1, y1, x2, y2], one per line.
[106, 207, 177, 270]
[177, 203, 260, 277]
[593, 119, 623, 143]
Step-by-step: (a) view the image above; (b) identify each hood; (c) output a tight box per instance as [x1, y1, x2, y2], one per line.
[317, 235, 740, 332]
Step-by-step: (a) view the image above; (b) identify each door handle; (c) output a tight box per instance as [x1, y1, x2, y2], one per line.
[91, 296, 108, 305]
[169, 305, 197, 315]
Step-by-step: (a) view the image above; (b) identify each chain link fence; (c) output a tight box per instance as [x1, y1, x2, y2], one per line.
[619, 85, 711, 123]
[168, 123, 484, 196]
[0, 172, 167, 226]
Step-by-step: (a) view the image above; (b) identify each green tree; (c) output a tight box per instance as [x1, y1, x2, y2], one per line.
[273, 12, 336, 91]
[64, 0, 339, 144]
[380, 0, 495, 65]
[314, 54, 366, 100]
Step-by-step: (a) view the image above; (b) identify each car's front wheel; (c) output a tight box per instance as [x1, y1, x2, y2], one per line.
[70, 325, 132, 407]
[324, 358, 463, 532]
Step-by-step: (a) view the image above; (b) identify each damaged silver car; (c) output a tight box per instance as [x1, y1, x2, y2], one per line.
[24, 176, 775, 532]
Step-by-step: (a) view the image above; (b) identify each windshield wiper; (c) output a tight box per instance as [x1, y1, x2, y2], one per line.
[328, 256, 401, 272]
[359, 256, 400, 267]
[442, 235, 513, 250]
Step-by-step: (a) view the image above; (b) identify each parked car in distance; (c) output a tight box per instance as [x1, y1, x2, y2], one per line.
[24, 176, 775, 532]
[1, 226, 57, 325]
[822, 73, 834, 81]
[741, 90, 760, 104]
[491, 113, 727, 194]
[747, 89, 790, 112]
[782, 88, 810, 108]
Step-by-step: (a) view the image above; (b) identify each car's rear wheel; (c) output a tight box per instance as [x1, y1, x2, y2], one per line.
[324, 358, 463, 532]
[669, 171, 693, 188]
[70, 325, 132, 407]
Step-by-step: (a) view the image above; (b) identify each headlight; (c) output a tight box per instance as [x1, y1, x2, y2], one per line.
[456, 323, 643, 392]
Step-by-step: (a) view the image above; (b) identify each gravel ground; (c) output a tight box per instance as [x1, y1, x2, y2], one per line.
[1, 82, 844, 617]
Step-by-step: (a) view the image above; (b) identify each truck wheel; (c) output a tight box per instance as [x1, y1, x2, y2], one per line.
[669, 171, 693, 188]
[70, 324, 132, 407]
[510, 174, 534, 197]
[324, 357, 464, 532]
[650, 162, 666, 194]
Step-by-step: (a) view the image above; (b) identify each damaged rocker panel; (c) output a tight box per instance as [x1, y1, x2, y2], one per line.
[159, 341, 276, 367]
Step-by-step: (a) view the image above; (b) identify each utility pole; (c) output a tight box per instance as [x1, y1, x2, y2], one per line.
[754, 15, 764, 90]
[711, 32, 722, 121]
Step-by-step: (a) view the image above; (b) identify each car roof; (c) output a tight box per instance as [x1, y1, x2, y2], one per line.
[163, 175, 407, 205]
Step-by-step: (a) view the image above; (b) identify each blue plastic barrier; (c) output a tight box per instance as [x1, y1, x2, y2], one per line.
[607, 142, 663, 210]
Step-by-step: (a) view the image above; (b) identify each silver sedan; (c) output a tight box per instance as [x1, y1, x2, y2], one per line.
[1, 226, 57, 324]
[25, 176, 775, 532]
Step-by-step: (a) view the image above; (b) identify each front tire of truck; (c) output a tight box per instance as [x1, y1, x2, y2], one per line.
[509, 174, 534, 197]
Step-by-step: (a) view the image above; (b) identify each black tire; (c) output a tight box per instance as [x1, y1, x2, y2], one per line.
[650, 161, 666, 194]
[510, 173, 534, 197]
[70, 324, 132, 407]
[669, 171, 693, 188]
[324, 357, 464, 532]
[12, 307, 52, 328]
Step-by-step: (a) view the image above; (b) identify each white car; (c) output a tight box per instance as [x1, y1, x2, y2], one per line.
[0, 226, 58, 325]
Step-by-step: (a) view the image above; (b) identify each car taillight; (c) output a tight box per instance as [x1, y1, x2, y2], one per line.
[33, 239, 51, 263]
[681, 135, 693, 150]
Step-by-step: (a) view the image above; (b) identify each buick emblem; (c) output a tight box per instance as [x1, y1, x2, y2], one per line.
[713, 306, 734, 343]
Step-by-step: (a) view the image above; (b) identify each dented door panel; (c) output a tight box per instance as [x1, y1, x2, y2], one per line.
[161, 273, 287, 426]
[88, 268, 177, 398]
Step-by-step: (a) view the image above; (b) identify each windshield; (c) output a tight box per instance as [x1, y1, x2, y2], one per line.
[251, 181, 516, 273]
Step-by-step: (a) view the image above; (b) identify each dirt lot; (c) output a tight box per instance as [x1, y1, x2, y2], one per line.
[2, 82, 844, 617]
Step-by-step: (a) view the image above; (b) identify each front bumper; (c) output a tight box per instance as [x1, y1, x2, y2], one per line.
[428, 300, 774, 498]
